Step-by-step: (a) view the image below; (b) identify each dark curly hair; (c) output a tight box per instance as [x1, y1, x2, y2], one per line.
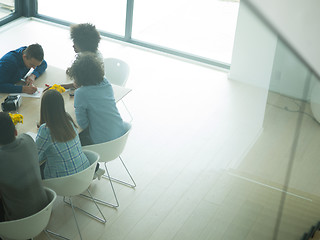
[70, 23, 101, 52]
[68, 52, 104, 86]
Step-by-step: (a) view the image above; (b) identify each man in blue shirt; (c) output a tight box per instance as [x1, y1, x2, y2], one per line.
[0, 44, 47, 94]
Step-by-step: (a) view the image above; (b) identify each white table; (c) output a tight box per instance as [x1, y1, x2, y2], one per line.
[0, 65, 132, 133]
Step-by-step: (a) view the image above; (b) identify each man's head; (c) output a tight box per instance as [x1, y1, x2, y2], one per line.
[68, 52, 104, 86]
[70, 23, 101, 53]
[0, 112, 17, 145]
[23, 43, 44, 69]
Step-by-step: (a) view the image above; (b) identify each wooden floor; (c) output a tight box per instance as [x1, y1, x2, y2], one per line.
[1, 18, 320, 240]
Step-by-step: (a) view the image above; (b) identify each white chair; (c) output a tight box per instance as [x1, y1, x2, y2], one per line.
[82, 123, 136, 208]
[42, 150, 106, 240]
[0, 187, 56, 240]
[104, 58, 130, 86]
[104, 57, 132, 121]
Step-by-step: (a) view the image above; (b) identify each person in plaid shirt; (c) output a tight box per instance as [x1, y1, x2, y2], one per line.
[36, 90, 90, 179]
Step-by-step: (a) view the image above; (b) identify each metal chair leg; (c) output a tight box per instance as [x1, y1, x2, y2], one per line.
[81, 165, 120, 208]
[102, 156, 136, 188]
[63, 190, 107, 223]
[70, 198, 83, 240]
[45, 230, 71, 240]
[46, 190, 106, 240]
[45, 198, 83, 240]
[80, 156, 136, 208]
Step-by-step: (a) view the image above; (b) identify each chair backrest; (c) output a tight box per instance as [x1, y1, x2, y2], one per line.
[42, 150, 99, 197]
[0, 187, 56, 240]
[82, 123, 132, 163]
[104, 58, 130, 86]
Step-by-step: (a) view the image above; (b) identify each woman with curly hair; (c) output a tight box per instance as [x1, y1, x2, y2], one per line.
[64, 23, 103, 89]
[70, 23, 102, 58]
[68, 52, 128, 146]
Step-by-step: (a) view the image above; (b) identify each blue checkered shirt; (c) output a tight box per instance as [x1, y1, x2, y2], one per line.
[36, 123, 90, 179]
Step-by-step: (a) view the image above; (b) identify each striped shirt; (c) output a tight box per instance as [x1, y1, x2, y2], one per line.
[36, 123, 90, 179]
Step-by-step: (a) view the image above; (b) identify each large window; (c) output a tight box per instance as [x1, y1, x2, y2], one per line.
[0, 0, 14, 20]
[37, 0, 127, 36]
[133, 0, 239, 64]
[36, 0, 239, 68]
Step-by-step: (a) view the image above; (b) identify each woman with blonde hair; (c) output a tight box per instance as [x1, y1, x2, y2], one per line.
[36, 89, 90, 179]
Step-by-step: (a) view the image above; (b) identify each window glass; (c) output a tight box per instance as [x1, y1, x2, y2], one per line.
[132, 0, 239, 64]
[0, 0, 15, 19]
[37, 0, 126, 36]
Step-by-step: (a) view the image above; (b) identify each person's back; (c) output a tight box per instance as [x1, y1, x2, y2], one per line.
[75, 77, 127, 144]
[0, 113, 48, 221]
[36, 90, 90, 179]
[37, 123, 90, 178]
[69, 52, 128, 145]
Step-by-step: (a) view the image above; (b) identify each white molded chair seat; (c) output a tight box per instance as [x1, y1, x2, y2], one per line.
[82, 122, 136, 208]
[42, 150, 106, 240]
[0, 187, 56, 240]
[104, 57, 132, 121]
[104, 58, 130, 87]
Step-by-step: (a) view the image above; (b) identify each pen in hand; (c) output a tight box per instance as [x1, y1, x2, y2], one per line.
[22, 85, 37, 94]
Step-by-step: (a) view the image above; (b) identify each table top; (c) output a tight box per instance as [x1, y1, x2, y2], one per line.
[0, 65, 132, 134]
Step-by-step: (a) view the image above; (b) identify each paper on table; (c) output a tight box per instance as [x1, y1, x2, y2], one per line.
[10, 87, 44, 98]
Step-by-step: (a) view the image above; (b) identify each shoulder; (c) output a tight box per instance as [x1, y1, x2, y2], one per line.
[17, 46, 27, 52]
[19, 133, 35, 142]
[17, 133, 37, 149]
[38, 124, 50, 135]
[100, 77, 112, 88]
[39, 123, 48, 130]
[0, 49, 21, 64]
[74, 86, 86, 97]
[7, 47, 26, 57]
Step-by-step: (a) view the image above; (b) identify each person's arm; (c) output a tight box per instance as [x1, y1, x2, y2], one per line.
[0, 83, 22, 93]
[25, 59, 47, 89]
[31, 59, 47, 78]
[22, 85, 37, 94]
[74, 90, 89, 130]
[35, 125, 50, 163]
[61, 82, 76, 89]
[0, 60, 22, 93]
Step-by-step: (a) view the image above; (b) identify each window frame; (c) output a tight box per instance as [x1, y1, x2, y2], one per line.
[0, 0, 23, 27]
[13, 0, 231, 70]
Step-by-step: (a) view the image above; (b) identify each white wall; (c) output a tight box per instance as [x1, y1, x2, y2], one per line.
[228, 1, 277, 131]
[234, 1, 319, 102]
[243, 0, 320, 79]
[226, 2, 278, 169]
[229, 2, 277, 90]
[269, 39, 319, 101]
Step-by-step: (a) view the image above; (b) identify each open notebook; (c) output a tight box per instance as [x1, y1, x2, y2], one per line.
[9, 87, 44, 98]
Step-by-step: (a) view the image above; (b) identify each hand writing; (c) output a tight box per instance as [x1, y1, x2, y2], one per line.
[25, 74, 36, 86]
[22, 85, 38, 94]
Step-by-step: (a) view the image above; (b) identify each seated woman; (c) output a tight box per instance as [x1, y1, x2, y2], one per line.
[63, 23, 103, 90]
[36, 89, 90, 179]
[68, 52, 128, 146]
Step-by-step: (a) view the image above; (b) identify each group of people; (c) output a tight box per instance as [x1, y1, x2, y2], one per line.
[0, 23, 128, 223]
